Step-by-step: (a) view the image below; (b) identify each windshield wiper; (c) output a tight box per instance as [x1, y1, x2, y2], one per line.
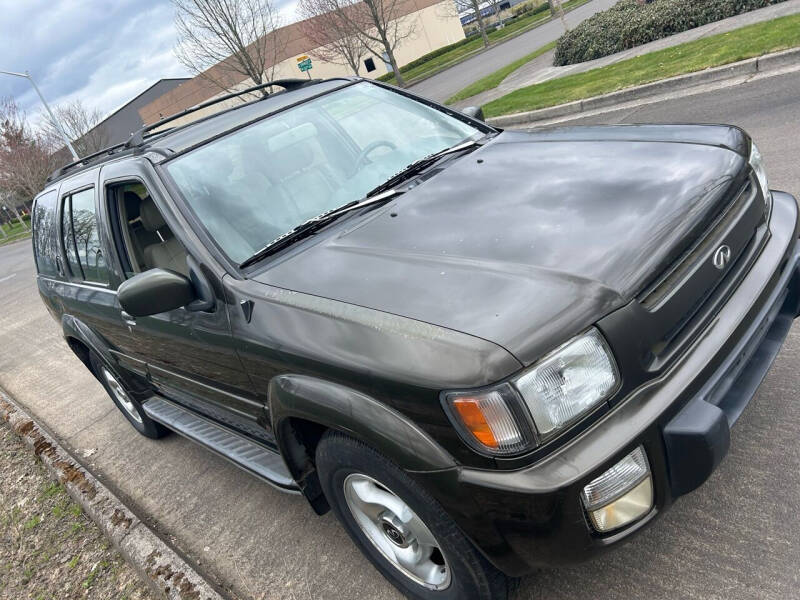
[365, 139, 482, 198]
[239, 188, 402, 269]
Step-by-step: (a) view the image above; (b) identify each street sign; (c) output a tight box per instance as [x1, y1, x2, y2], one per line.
[297, 56, 312, 73]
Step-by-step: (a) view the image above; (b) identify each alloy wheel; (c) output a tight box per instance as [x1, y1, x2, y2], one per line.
[101, 367, 142, 424]
[343, 473, 450, 590]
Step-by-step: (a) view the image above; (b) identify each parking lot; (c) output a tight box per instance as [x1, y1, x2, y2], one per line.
[2, 71, 800, 599]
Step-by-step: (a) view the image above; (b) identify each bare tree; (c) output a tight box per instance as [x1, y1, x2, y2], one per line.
[297, 0, 369, 75]
[549, 0, 568, 31]
[306, 0, 417, 87]
[40, 100, 109, 157]
[488, 0, 504, 28]
[454, 0, 490, 47]
[173, 0, 287, 96]
[0, 98, 60, 214]
[0, 193, 29, 232]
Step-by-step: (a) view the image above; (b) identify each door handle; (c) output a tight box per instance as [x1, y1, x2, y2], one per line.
[121, 310, 136, 326]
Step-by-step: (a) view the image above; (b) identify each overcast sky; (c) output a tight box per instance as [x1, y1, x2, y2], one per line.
[0, 0, 299, 125]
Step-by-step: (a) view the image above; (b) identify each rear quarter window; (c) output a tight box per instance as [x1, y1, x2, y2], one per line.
[32, 190, 59, 277]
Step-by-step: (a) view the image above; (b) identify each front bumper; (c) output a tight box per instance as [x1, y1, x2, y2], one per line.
[416, 191, 800, 576]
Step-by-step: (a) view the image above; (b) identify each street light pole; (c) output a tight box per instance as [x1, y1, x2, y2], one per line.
[0, 69, 80, 162]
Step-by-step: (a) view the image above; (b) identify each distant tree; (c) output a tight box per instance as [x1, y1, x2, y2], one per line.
[488, 0, 505, 27]
[549, 0, 568, 31]
[0, 97, 60, 216]
[173, 0, 287, 96]
[40, 100, 109, 157]
[455, 0, 490, 47]
[306, 0, 417, 87]
[297, 0, 369, 75]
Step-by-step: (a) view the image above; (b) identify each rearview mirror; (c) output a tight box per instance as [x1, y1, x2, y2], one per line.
[118, 269, 197, 317]
[463, 106, 485, 122]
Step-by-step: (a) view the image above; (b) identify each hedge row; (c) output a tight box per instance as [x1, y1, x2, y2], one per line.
[511, 1, 551, 19]
[554, 0, 789, 66]
[375, 36, 477, 82]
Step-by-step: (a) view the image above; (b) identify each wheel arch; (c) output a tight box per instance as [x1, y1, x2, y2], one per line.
[62, 314, 114, 369]
[269, 374, 457, 514]
[61, 315, 149, 397]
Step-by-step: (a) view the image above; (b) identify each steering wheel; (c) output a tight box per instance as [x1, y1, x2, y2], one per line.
[352, 140, 398, 174]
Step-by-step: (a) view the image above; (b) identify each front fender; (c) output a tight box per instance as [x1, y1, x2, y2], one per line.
[270, 374, 457, 510]
[271, 374, 456, 472]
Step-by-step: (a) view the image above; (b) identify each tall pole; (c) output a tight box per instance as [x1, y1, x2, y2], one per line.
[0, 69, 80, 162]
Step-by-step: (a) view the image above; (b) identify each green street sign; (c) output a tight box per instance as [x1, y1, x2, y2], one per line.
[298, 58, 312, 72]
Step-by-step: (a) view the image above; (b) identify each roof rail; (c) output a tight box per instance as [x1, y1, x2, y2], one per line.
[45, 78, 321, 184]
[125, 78, 319, 148]
[46, 140, 130, 183]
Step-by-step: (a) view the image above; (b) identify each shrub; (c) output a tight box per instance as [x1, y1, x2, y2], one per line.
[512, 0, 550, 18]
[376, 36, 479, 82]
[554, 0, 789, 65]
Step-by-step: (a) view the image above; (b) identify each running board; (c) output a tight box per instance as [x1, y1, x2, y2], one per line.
[141, 396, 299, 493]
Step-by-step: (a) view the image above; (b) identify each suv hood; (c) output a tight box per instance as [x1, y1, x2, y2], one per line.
[252, 127, 749, 366]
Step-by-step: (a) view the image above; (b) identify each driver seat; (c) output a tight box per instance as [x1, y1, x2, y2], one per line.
[266, 123, 339, 219]
[139, 197, 189, 276]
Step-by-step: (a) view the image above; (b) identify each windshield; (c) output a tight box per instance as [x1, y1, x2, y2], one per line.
[165, 82, 482, 263]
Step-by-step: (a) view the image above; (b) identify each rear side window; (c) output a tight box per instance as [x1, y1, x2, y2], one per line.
[61, 196, 82, 277]
[62, 188, 108, 284]
[32, 190, 59, 277]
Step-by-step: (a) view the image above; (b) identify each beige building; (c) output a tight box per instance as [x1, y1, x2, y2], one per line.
[139, 0, 464, 127]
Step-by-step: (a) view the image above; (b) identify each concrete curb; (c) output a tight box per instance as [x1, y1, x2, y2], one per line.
[0, 387, 226, 600]
[487, 47, 800, 127]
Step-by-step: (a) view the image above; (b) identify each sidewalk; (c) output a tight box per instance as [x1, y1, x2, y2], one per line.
[453, 0, 800, 109]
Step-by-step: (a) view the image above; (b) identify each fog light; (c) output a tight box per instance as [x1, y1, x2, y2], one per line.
[582, 447, 653, 533]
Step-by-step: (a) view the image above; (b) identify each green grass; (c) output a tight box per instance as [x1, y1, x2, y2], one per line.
[446, 40, 556, 104]
[483, 12, 800, 118]
[0, 217, 31, 246]
[380, 0, 590, 86]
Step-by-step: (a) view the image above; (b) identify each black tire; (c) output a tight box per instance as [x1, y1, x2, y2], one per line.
[316, 431, 508, 600]
[89, 352, 169, 439]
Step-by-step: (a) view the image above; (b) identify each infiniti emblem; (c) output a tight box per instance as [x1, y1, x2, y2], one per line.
[713, 244, 732, 270]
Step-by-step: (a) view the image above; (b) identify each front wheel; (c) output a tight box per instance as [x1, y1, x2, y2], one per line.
[316, 431, 508, 600]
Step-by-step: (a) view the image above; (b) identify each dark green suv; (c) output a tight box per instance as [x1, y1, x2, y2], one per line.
[31, 78, 800, 600]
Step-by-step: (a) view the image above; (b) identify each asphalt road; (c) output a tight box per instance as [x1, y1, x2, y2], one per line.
[409, 0, 618, 103]
[2, 72, 800, 600]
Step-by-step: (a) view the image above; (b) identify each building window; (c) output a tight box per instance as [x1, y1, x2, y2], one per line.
[364, 57, 376, 73]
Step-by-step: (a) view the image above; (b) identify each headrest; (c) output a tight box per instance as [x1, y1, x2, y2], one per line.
[123, 191, 142, 206]
[267, 122, 318, 153]
[139, 196, 166, 232]
[266, 123, 317, 177]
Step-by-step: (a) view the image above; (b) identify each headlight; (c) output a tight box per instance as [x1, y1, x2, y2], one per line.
[514, 328, 619, 440]
[443, 328, 620, 455]
[749, 141, 771, 216]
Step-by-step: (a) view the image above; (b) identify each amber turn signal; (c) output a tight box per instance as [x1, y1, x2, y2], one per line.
[452, 398, 499, 448]
[445, 387, 529, 455]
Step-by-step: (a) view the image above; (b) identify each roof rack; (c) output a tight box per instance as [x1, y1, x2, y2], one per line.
[125, 78, 318, 147]
[46, 78, 320, 184]
[46, 140, 131, 183]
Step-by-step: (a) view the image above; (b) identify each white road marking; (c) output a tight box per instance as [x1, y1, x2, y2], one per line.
[0, 273, 17, 284]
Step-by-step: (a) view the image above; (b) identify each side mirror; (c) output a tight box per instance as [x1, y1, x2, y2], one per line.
[118, 269, 197, 317]
[463, 106, 485, 122]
